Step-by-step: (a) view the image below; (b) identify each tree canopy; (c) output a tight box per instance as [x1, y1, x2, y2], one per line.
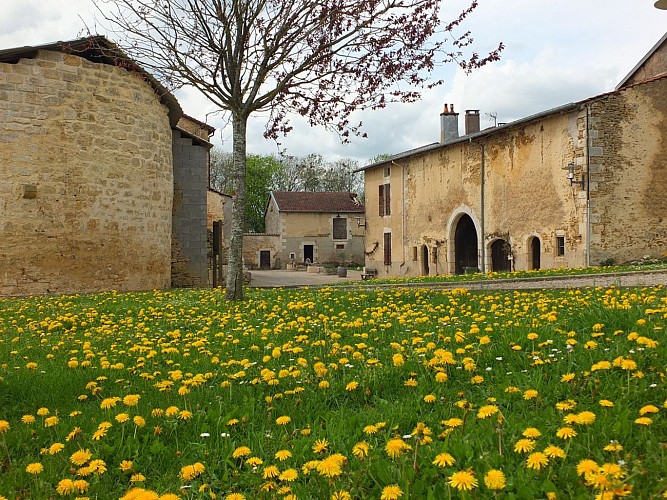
[94, 0, 502, 299]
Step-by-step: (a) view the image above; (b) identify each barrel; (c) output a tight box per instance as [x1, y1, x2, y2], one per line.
[337, 266, 348, 277]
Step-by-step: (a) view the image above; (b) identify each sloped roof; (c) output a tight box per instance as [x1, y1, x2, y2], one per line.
[271, 191, 364, 213]
[0, 35, 183, 127]
[616, 32, 667, 89]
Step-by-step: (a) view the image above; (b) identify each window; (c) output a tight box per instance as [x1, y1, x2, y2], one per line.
[383, 232, 392, 265]
[412, 246, 418, 261]
[335, 244, 345, 250]
[432, 247, 438, 263]
[332, 217, 347, 240]
[379, 183, 391, 216]
[556, 236, 565, 256]
[383, 166, 391, 178]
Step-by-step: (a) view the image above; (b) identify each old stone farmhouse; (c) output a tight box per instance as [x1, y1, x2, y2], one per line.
[243, 191, 365, 269]
[0, 36, 213, 296]
[358, 34, 667, 278]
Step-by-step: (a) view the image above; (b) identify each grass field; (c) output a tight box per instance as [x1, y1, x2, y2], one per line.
[0, 283, 665, 499]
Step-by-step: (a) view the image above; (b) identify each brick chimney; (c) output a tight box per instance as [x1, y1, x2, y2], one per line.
[465, 110, 480, 135]
[440, 103, 459, 143]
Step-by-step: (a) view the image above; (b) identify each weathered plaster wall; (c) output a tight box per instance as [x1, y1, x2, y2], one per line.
[0, 50, 173, 295]
[364, 111, 588, 277]
[588, 78, 667, 263]
[280, 212, 365, 265]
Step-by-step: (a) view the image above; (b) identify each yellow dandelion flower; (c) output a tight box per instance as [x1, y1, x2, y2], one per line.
[423, 394, 437, 404]
[556, 427, 577, 440]
[21, 415, 35, 425]
[435, 372, 448, 383]
[432, 452, 456, 467]
[165, 406, 179, 417]
[352, 442, 370, 459]
[130, 473, 145, 483]
[133, 416, 146, 428]
[385, 438, 411, 459]
[120, 460, 134, 471]
[226, 494, 246, 500]
[331, 490, 351, 500]
[49, 442, 65, 455]
[404, 378, 418, 387]
[484, 469, 506, 490]
[514, 439, 536, 454]
[523, 389, 538, 400]
[560, 373, 575, 383]
[639, 405, 659, 415]
[599, 400, 614, 408]
[634, 417, 653, 425]
[312, 439, 329, 453]
[56, 479, 75, 496]
[70, 449, 92, 466]
[442, 418, 463, 428]
[0, 421, 9, 432]
[603, 441, 623, 452]
[575, 411, 596, 425]
[276, 415, 291, 425]
[278, 468, 298, 482]
[44, 416, 59, 427]
[477, 405, 499, 419]
[123, 394, 140, 407]
[345, 381, 359, 391]
[233, 446, 251, 459]
[115, 413, 130, 423]
[26, 462, 44, 474]
[544, 445, 566, 458]
[178, 410, 192, 420]
[363, 424, 378, 434]
[522, 428, 541, 439]
[380, 484, 404, 500]
[577, 459, 599, 477]
[448, 470, 478, 491]
[526, 452, 549, 470]
[36, 407, 50, 417]
[263, 465, 280, 478]
[275, 449, 292, 461]
[316, 454, 346, 478]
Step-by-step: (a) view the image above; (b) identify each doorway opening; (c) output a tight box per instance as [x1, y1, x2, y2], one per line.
[454, 214, 478, 274]
[491, 239, 511, 272]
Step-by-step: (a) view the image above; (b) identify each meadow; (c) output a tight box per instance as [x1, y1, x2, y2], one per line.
[0, 283, 665, 499]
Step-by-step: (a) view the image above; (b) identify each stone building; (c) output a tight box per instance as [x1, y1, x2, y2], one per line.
[243, 191, 365, 269]
[358, 34, 667, 278]
[0, 36, 211, 295]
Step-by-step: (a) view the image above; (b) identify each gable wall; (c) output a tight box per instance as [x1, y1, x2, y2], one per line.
[0, 50, 174, 295]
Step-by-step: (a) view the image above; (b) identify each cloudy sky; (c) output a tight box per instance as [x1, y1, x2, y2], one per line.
[2, 0, 665, 164]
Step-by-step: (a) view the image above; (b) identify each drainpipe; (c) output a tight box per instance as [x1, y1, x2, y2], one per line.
[470, 140, 486, 273]
[391, 160, 406, 266]
[585, 104, 591, 267]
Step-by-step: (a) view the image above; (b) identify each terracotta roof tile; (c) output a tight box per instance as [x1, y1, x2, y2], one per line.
[271, 191, 364, 213]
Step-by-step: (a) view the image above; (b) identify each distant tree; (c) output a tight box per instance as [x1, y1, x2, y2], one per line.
[95, 0, 502, 300]
[210, 149, 280, 233]
[366, 153, 394, 166]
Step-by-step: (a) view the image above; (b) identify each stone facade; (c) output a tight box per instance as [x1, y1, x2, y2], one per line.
[361, 77, 666, 278]
[245, 191, 365, 269]
[0, 38, 212, 296]
[242, 233, 282, 269]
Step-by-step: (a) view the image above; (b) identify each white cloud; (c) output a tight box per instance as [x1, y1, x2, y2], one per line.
[1, 0, 665, 164]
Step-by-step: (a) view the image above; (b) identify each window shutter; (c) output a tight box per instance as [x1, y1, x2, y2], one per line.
[384, 232, 392, 265]
[385, 183, 391, 215]
[379, 185, 385, 216]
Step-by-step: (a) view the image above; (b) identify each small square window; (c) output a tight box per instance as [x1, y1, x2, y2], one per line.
[556, 236, 565, 256]
[383, 166, 391, 178]
[335, 244, 345, 250]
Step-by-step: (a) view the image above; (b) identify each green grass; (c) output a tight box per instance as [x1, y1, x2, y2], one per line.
[0, 284, 665, 498]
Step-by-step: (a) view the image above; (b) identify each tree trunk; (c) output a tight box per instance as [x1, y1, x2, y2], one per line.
[225, 113, 248, 300]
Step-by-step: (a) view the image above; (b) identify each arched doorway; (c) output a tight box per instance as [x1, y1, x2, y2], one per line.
[529, 237, 541, 270]
[422, 245, 430, 275]
[454, 214, 478, 274]
[491, 239, 511, 272]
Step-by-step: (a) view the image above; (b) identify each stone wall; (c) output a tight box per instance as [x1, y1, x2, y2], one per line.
[171, 131, 209, 287]
[588, 77, 667, 264]
[242, 234, 281, 269]
[364, 110, 588, 277]
[0, 50, 173, 295]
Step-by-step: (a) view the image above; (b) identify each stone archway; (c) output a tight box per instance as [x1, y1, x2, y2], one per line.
[454, 214, 479, 274]
[490, 239, 512, 272]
